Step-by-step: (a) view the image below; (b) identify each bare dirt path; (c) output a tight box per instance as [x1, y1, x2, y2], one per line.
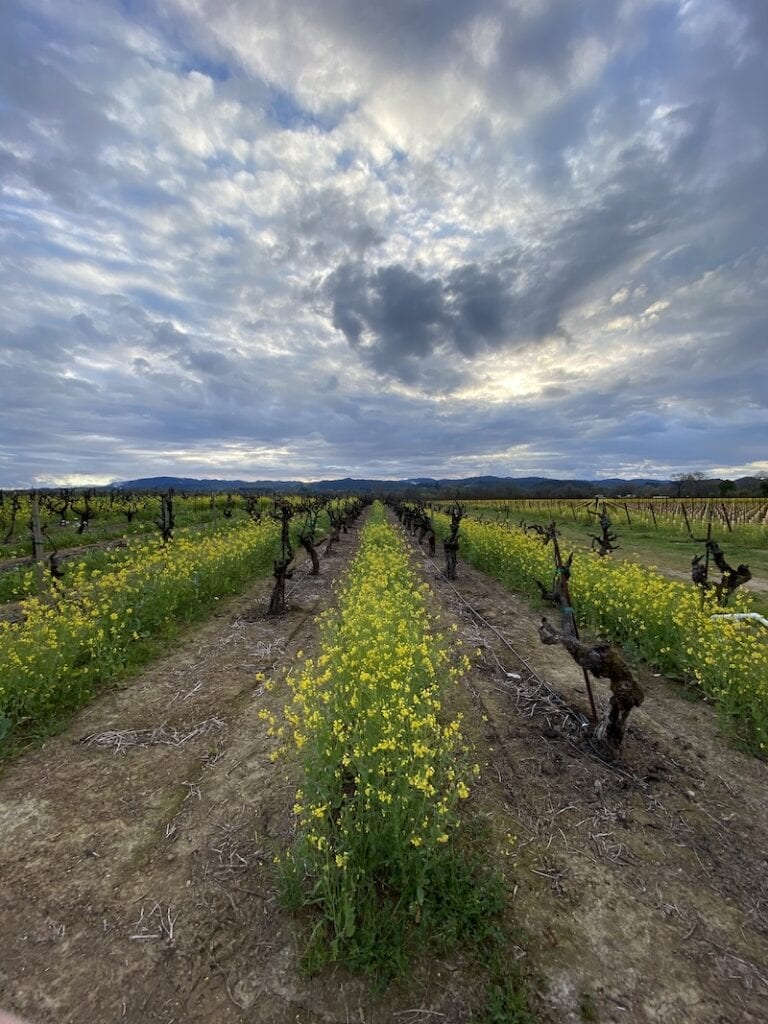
[401, 527, 768, 1024]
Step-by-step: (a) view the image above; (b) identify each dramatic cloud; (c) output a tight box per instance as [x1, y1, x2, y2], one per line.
[0, 0, 766, 485]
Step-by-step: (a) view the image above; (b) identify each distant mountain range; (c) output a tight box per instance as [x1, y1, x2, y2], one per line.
[115, 473, 671, 493]
[111, 473, 763, 497]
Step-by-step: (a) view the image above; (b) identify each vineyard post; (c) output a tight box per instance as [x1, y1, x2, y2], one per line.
[297, 499, 322, 576]
[267, 502, 294, 615]
[700, 506, 713, 609]
[30, 494, 45, 563]
[443, 503, 463, 580]
[549, 524, 598, 724]
[75, 491, 93, 534]
[30, 493, 47, 593]
[325, 502, 342, 555]
[681, 502, 693, 539]
[156, 490, 175, 543]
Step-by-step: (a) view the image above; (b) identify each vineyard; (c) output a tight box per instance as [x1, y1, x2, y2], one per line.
[433, 496, 768, 598]
[0, 491, 767, 1023]
[427, 506, 768, 752]
[0, 490, 360, 744]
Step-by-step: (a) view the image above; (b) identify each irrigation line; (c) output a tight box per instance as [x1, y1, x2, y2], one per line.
[711, 612, 768, 630]
[283, 560, 318, 601]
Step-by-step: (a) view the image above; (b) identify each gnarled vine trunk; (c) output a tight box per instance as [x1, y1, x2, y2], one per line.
[538, 618, 644, 756]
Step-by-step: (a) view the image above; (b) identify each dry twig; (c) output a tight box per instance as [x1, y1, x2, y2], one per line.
[81, 718, 225, 753]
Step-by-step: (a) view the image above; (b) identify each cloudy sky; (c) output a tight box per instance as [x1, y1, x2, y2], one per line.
[1, 0, 767, 486]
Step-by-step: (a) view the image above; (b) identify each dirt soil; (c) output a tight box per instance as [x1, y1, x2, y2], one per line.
[402, 530, 768, 1024]
[1, 513, 767, 1024]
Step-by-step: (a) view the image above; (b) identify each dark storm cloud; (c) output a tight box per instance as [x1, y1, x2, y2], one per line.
[326, 107, 703, 381]
[327, 262, 448, 375]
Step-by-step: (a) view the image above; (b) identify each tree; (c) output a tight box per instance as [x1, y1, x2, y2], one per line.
[672, 471, 708, 498]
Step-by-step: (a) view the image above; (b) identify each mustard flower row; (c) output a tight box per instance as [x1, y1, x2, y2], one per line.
[434, 513, 768, 752]
[0, 519, 280, 731]
[266, 504, 476, 961]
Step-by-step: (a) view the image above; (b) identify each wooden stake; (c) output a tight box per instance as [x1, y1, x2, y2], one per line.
[549, 524, 598, 724]
[30, 495, 45, 563]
